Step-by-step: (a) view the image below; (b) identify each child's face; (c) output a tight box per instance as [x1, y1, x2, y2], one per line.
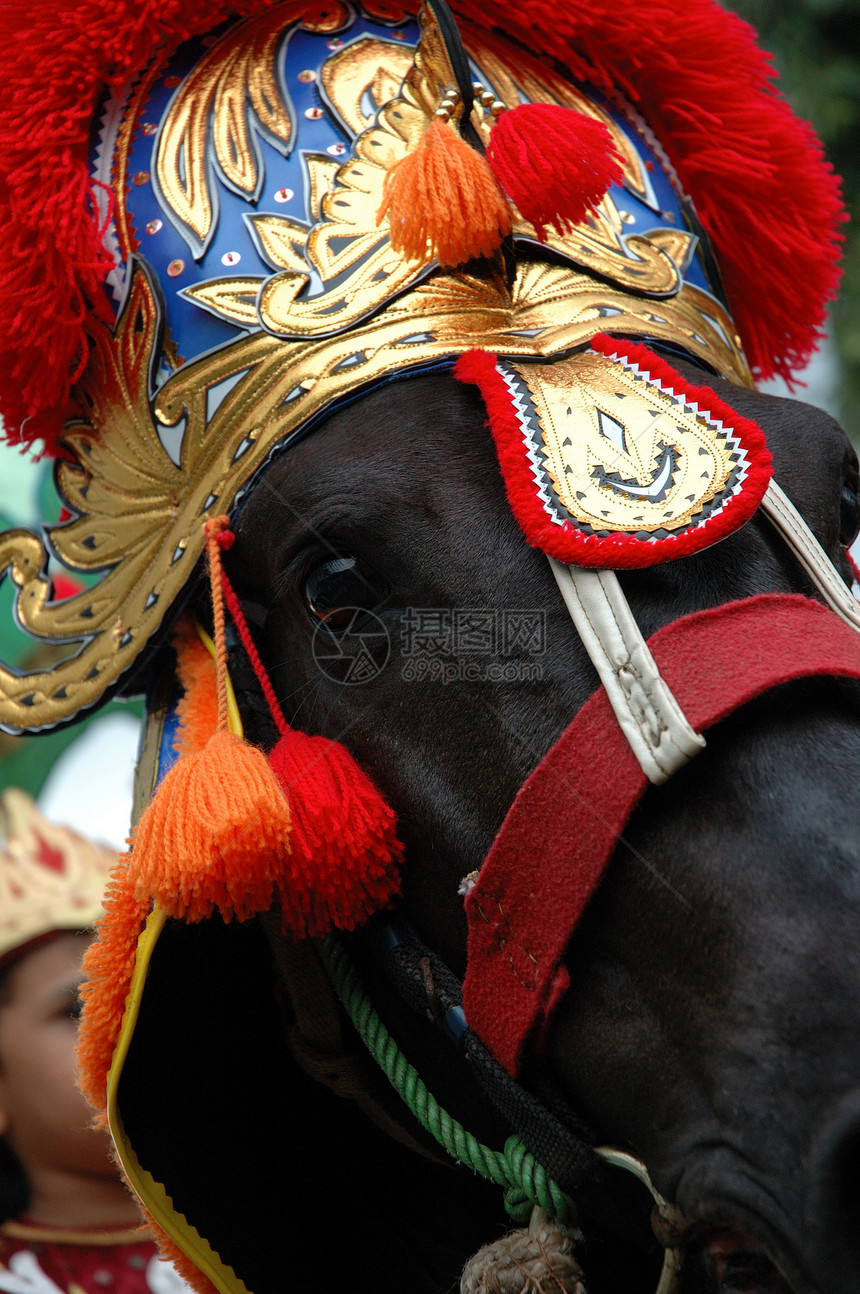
[0, 931, 116, 1181]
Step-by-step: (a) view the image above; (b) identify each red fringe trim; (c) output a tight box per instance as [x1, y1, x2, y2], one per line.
[454, 335, 773, 568]
[0, 0, 844, 452]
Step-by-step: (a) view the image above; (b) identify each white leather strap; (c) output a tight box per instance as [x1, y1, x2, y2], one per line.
[548, 479, 860, 783]
[548, 558, 705, 785]
[761, 480, 860, 634]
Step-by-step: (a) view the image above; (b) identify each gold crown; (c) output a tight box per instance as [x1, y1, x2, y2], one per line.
[0, 789, 115, 962]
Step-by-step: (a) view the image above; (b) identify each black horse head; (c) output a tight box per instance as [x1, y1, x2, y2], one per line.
[199, 359, 860, 1294]
[0, 2, 856, 1293]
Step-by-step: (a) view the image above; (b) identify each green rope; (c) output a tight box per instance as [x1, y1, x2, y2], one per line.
[319, 933, 576, 1227]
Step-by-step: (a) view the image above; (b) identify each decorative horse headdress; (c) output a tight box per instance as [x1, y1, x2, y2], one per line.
[0, 0, 845, 1288]
[0, 0, 842, 736]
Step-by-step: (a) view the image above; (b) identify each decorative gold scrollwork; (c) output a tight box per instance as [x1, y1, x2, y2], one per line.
[155, 1, 348, 255]
[0, 4, 752, 734]
[320, 36, 414, 135]
[158, 3, 689, 346]
[0, 247, 749, 733]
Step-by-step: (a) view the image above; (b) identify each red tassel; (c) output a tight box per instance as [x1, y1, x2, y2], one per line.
[378, 117, 511, 267]
[217, 548, 403, 938]
[487, 103, 624, 241]
[269, 729, 403, 939]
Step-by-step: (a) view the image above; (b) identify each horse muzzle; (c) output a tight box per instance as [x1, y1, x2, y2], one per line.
[662, 1097, 860, 1294]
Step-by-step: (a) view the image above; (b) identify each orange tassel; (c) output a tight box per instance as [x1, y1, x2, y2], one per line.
[121, 517, 293, 925]
[378, 117, 511, 266]
[130, 729, 291, 922]
[269, 729, 403, 939]
[78, 870, 150, 1117]
[172, 616, 219, 757]
[144, 1222, 220, 1294]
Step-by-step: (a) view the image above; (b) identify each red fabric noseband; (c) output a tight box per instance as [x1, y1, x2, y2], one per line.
[463, 593, 860, 1074]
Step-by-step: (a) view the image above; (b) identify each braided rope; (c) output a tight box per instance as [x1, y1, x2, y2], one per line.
[203, 517, 232, 734]
[320, 934, 575, 1226]
[219, 562, 290, 738]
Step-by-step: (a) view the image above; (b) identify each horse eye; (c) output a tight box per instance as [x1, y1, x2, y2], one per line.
[302, 555, 387, 631]
[840, 481, 860, 549]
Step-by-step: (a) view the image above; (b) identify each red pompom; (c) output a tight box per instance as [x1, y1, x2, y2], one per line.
[487, 103, 624, 241]
[268, 728, 403, 938]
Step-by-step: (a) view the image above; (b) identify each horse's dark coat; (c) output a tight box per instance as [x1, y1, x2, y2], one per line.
[223, 359, 860, 1293]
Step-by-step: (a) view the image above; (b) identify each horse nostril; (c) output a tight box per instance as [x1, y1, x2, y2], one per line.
[826, 1116, 860, 1221]
[809, 1101, 860, 1282]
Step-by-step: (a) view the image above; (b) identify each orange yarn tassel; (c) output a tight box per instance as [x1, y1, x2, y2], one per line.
[487, 103, 624, 240]
[378, 117, 511, 266]
[130, 729, 291, 922]
[122, 517, 293, 925]
[269, 729, 403, 939]
[172, 616, 219, 757]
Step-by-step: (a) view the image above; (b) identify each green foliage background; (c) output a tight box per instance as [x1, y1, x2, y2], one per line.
[724, 0, 860, 438]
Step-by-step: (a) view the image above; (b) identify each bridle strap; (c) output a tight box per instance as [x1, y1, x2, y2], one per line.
[761, 479, 860, 632]
[547, 483, 860, 786]
[549, 559, 706, 784]
[463, 592, 860, 1075]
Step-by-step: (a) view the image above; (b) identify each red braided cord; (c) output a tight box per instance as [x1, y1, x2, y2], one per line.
[219, 556, 289, 738]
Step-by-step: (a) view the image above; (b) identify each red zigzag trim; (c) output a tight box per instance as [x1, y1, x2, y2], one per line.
[454, 335, 773, 569]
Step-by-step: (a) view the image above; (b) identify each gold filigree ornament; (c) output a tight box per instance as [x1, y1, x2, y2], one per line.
[508, 353, 737, 536]
[455, 338, 772, 568]
[178, 4, 742, 341]
[152, 2, 350, 257]
[0, 244, 746, 733]
[0, 0, 753, 733]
